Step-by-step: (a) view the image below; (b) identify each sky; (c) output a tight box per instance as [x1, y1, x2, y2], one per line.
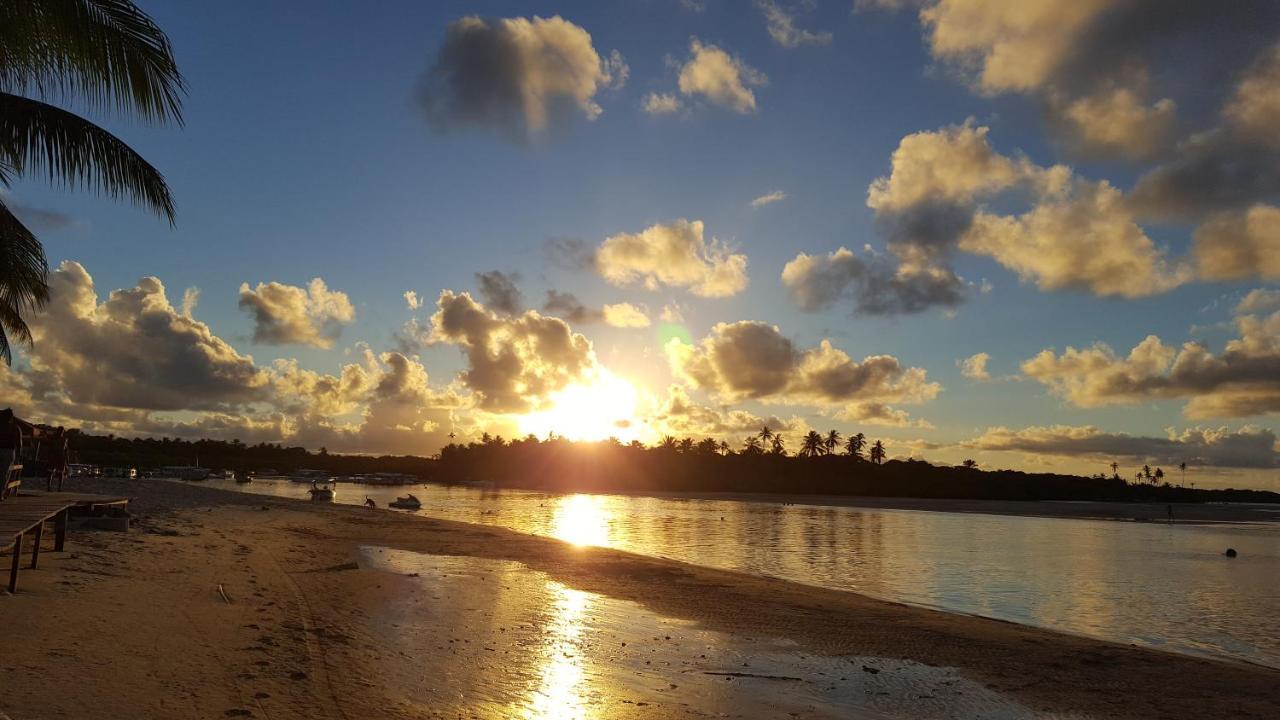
[3, 0, 1279, 489]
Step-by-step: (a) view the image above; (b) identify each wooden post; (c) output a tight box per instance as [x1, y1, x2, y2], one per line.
[30, 521, 43, 569]
[54, 509, 68, 551]
[8, 533, 22, 593]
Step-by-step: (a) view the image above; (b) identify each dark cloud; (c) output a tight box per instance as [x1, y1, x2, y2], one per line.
[542, 290, 600, 324]
[967, 425, 1278, 470]
[416, 15, 624, 142]
[475, 270, 523, 315]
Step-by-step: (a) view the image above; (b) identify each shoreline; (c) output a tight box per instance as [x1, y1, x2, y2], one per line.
[433, 482, 1280, 525]
[2, 477, 1277, 718]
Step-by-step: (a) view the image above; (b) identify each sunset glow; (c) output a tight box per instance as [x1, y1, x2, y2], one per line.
[517, 372, 644, 443]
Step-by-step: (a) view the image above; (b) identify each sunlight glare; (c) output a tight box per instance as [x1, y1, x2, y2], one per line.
[517, 371, 641, 442]
[552, 494, 611, 548]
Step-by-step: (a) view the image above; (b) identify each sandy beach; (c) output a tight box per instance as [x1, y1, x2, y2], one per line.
[1, 478, 1277, 719]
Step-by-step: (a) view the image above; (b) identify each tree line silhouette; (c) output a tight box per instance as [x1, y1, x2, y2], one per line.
[55, 425, 1279, 504]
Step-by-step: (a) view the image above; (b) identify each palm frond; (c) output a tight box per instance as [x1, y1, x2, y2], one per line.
[0, 92, 175, 222]
[0, 0, 184, 124]
[0, 199, 50, 365]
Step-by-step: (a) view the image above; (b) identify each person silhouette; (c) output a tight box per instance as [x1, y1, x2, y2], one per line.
[365, 496, 376, 509]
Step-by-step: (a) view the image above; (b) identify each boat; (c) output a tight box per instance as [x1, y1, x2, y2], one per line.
[389, 494, 422, 510]
[308, 481, 335, 502]
[234, 470, 252, 484]
[161, 465, 211, 481]
[290, 469, 330, 483]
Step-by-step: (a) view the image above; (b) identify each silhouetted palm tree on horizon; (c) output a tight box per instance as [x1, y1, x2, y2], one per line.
[961, 458, 977, 469]
[769, 434, 786, 456]
[1, 0, 184, 363]
[824, 429, 841, 454]
[844, 432, 865, 460]
[742, 436, 763, 454]
[758, 425, 774, 444]
[870, 439, 886, 465]
[799, 430, 826, 458]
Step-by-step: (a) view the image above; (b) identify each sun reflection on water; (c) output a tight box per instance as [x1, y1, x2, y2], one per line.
[524, 581, 593, 720]
[551, 494, 612, 548]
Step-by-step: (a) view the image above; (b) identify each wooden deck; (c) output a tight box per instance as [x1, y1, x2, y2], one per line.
[0, 490, 130, 593]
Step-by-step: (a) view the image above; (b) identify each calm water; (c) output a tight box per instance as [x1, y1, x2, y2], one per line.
[203, 478, 1280, 668]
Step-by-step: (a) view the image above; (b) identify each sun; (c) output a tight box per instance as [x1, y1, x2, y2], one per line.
[518, 370, 643, 442]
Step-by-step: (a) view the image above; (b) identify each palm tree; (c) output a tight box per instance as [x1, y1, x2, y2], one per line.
[718, 440, 730, 456]
[961, 458, 977, 469]
[659, 435, 677, 451]
[742, 436, 763, 454]
[844, 432, 865, 460]
[678, 437, 695, 454]
[769, 434, 786, 456]
[695, 437, 719, 455]
[869, 440, 886, 465]
[1142, 464, 1152, 483]
[1110, 461, 1119, 478]
[1154, 467, 1164, 484]
[799, 430, 826, 458]
[824, 429, 841, 454]
[1, 0, 183, 363]
[758, 425, 774, 444]
[1179, 461, 1187, 486]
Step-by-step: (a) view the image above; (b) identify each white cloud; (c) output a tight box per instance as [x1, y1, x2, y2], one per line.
[404, 290, 422, 310]
[430, 290, 598, 412]
[238, 278, 356, 348]
[965, 424, 1279, 470]
[758, 0, 832, 48]
[1238, 288, 1280, 315]
[595, 219, 748, 297]
[642, 92, 682, 115]
[677, 39, 767, 113]
[959, 352, 990, 381]
[750, 190, 787, 208]
[602, 302, 650, 328]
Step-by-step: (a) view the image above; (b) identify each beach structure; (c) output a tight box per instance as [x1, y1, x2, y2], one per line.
[1, 409, 130, 593]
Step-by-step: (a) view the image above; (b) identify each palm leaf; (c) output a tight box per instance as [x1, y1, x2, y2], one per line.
[0, 199, 50, 365]
[0, 92, 174, 221]
[0, 0, 184, 124]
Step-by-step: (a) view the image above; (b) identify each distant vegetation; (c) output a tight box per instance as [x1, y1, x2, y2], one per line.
[61, 426, 1280, 504]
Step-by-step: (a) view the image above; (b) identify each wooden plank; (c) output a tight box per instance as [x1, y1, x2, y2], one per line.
[8, 533, 21, 593]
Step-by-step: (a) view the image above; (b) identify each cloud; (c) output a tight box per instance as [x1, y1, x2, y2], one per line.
[959, 175, 1192, 297]
[751, 190, 787, 208]
[595, 219, 748, 297]
[602, 302, 650, 328]
[652, 385, 802, 440]
[905, 1, 1278, 152]
[1128, 130, 1280, 221]
[25, 261, 270, 413]
[781, 246, 966, 315]
[758, 0, 832, 48]
[475, 270, 523, 315]
[965, 424, 1279, 470]
[544, 236, 595, 270]
[1224, 44, 1280, 149]
[1022, 307, 1280, 418]
[1238, 288, 1280, 315]
[1192, 205, 1280, 281]
[238, 278, 355, 348]
[959, 352, 990, 381]
[404, 290, 422, 310]
[677, 39, 767, 113]
[430, 289, 598, 412]
[1050, 84, 1176, 160]
[180, 287, 199, 318]
[667, 321, 939, 421]
[416, 15, 624, 141]
[642, 92, 682, 115]
[796, 121, 1178, 316]
[541, 290, 600, 324]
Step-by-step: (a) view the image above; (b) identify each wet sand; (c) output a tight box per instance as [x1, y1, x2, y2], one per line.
[0, 478, 1276, 719]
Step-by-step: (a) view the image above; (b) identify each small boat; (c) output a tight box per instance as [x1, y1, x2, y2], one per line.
[308, 481, 335, 502]
[389, 494, 421, 510]
[234, 470, 252, 484]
